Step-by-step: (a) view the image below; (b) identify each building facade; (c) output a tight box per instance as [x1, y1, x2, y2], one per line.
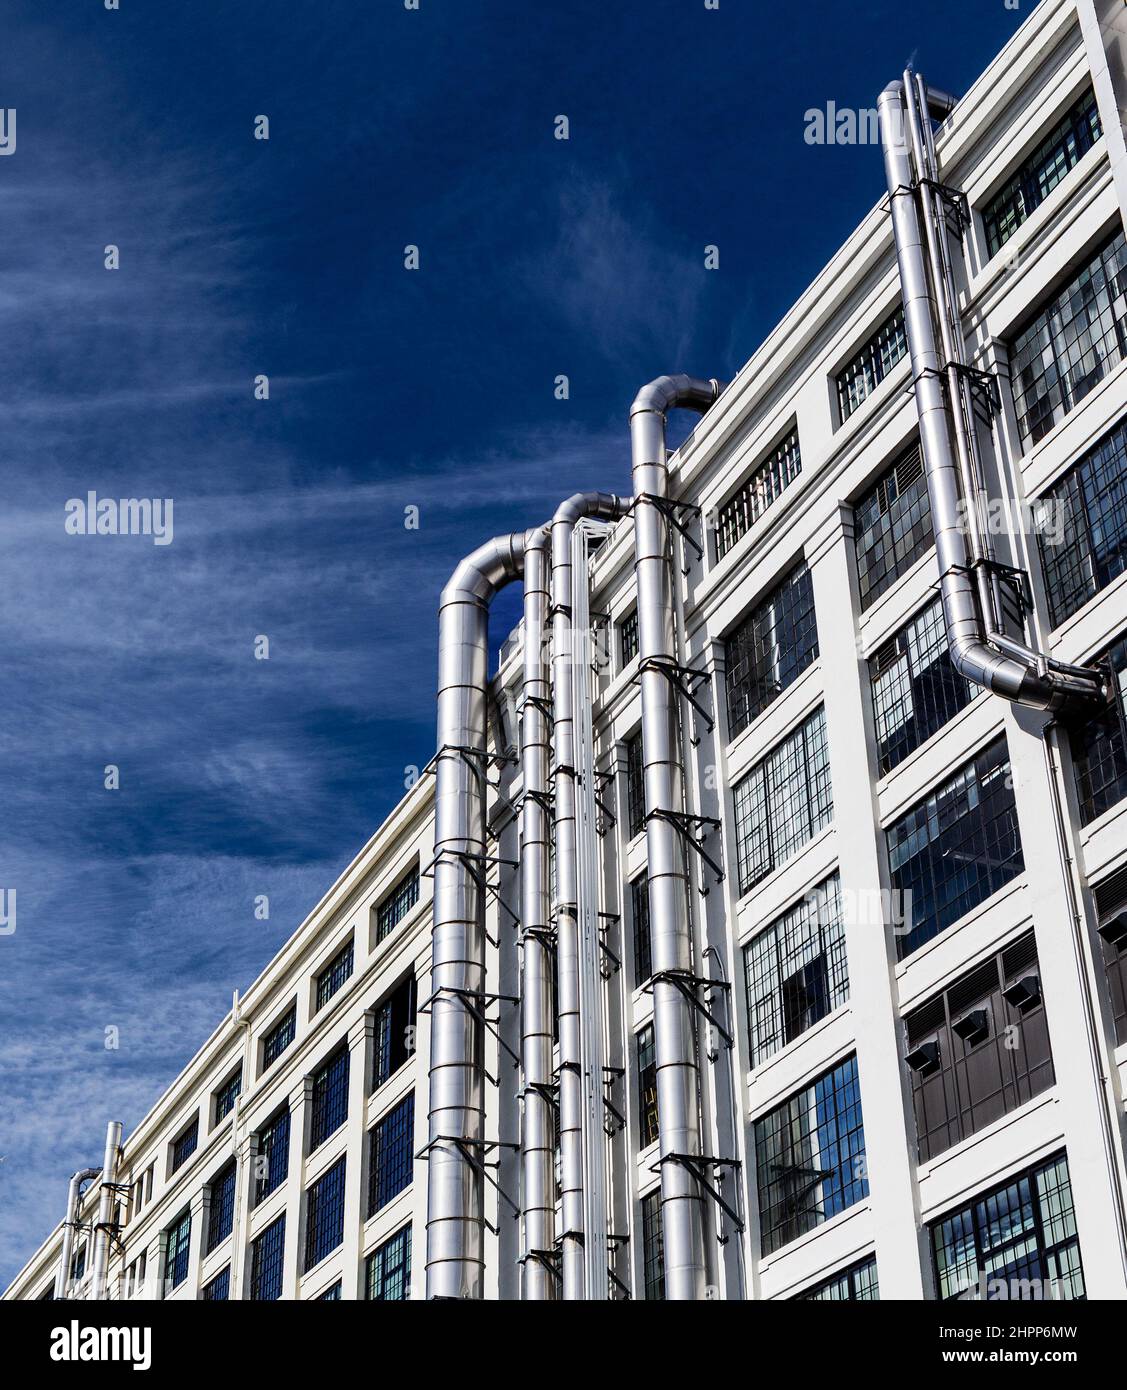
[8, 0, 1127, 1302]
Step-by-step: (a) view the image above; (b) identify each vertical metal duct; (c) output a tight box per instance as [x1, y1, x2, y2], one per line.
[550, 491, 629, 1300]
[878, 74, 1105, 715]
[89, 1119, 122, 1301]
[629, 375, 722, 1301]
[54, 1166, 100, 1300]
[427, 531, 526, 1301]
[518, 524, 557, 1299]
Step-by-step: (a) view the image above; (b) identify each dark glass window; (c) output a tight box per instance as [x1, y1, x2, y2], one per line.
[715, 428, 802, 560]
[983, 88, 1102, 256]
[853, 439, 932, 610]
[317, 1280, 342, 1301]
[624, 730, 646, 839]
[372, 973, 418, 1091]
[1036, 413, 1127, 625]
[201, 1267, 230, 1301]
[743, 873, 847, 1068]
[262, 1004, 297, 1072]
[732, 706, 833, 895]
[637, 1025, 659, 1149]
[619, 609, 639, 667]
[250, 1214, 286, 1300]
[315, 939, 354, 1012]
[170, 1117, 199, 1173]
[376, 866, 420, 942]
[798, 1256, 879, 1301]
[904, 931, 1053, 1162]
[631, 874, 652, 988]
[1012, 233, 1127, 448]
[213, 1068, 242, 1125]
[1072, 633, 1127, 825]
[310, 1044, 351, 1151]
[1093, 868, 1127, 1048]
[255, 1107, 291, 1205]
[164, 1210, 191, 1291]
[305, 1156, 347, 1271]
[70, 1244, 86, 1282]
[836, 306, 908, 422]
[365, 1226, 412, 1301]
[641, 1190, 664, 1301]
[368, 1093, 415, 1216]
[869, 597, 976, 774]
[205, 1160, 237, 1254]
[888, 736, 1024, 960]
[724, 561, 819, 739]
[754, 1053, 868, 1256]
[931, 1152, 1085, 1300]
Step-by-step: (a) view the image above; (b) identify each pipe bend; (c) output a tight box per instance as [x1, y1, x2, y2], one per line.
[440, 530, 527, 607]
[630, 374, 725, 419]
[552, 491, 630, 529]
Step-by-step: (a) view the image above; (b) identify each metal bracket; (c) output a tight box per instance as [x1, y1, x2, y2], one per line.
[634, 493, 704, 574]
[910, 361, 1000, 424]
[645, 809, 724, 890]
[643, 968, 733, 1049]
[593, 767, 618, 835]
[650, 1153, 745, 1239]
[918, 175, 970, 236]
[975, 556, 1032, 620]
[414, 1135, 520, 1232]
[636, 655, 714, 741]
[602, 1065, 626, 1136]
[417, 985, 520, 1076]
[423, 846, 519, 936]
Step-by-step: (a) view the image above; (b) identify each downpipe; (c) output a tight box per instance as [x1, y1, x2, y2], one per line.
[55, 1166, 100, 1300]
[630, 375, 724, 1300]
[89, 1120, 122, 1301]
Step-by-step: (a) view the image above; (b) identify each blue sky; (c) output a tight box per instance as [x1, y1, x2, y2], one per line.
[0, 0, 1024, 1284]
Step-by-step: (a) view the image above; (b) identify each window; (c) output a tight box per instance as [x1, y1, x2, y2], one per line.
[70, 1243, 87, 1283]
[213, 1068, 242, 1126]
[1093, 867, 1127, 1048]
[624, 730, 646, 839]
[255, 1106, 291, 1205]
[365, 1226, 412, 1301]
[1072, 633, 1127, 825]
[631, 875, 652, 988]
[732, 706, 833, 895]
[887, 736, 1023, 959]
[930, 1152, 1085, 1300]
[798, 1256, 879, 1301]
[205, 1160, 238, 1254]
[375, 865, 420, 943]
[836, 306, 907, 422]
[641, 1190, 664, 1300]
[904, 932, 1053, 1163]
[170, 1117, 199, 1174]
[305, 1156, 347, 1271]
[715, 427, 802, 560]
[310, 1044, 351, 1150]
[619, 609, 639, 667]
[250, 1214, 286, 1300]
[261, 1003, 297, 1072]
[368, 1093, 415, 1216]
[724, 561, 819, 739]
[754, 1054, 868, 1256]
[202, 1267, 230, 1301]
[982, 88, 1102, 257]
[637, 1025, 658, 1148]
[164, 1210, 191, 1292]
[1012, 232, 1127, 448]
[317, 1280, 343, 1301]
[124, 1252, 146, 1299]
[315, 939, 354, 1012]
[1036, 413, 1127, 625]
[743, 873, 847, 1068]
[372, 972, 418, 1091]
[853, 439, 932, 610]
[869, 597, 976, 774]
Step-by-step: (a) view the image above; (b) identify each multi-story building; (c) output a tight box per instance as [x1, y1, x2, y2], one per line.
[8, 0, 1127, 1302]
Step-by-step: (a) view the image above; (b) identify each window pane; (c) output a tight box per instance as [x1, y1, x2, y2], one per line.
[724, 562, 819, 738]
[376, 866, 420, 942]
[715, 428, 802, 559]
[368, 1092, 415, 1216]
[310, 1045, 351, 1150]
[255, 1107, 291, 1204]
[304, 1156, 347, 1271]
[262, 1004, 297, 1071]
[854, 440, 932, 610]
[250, 1214, 285, 1300]
[205, 1160, 237, 1254]
[315, 940, 354, 1011]
[365, 1226, 412, 1301]
[836, 307, 907, 422]
[641, 1190, 664, 1300]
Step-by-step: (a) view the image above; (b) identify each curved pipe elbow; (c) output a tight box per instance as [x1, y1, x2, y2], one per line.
[440, 531, 527, 608]
[630, 374, 725, 420]
[552, 491, 630, 529]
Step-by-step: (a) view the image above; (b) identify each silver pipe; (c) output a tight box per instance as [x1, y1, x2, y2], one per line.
[54, 1167, 100, 1300]
[518, 524, 557, 1300]
[629, 375, 723, 1300]
[550, 491, 630, 1300]
[427, 530, 526, 1301]
[877, 80, 1104, 715]
[89, 1119, 122, 1300]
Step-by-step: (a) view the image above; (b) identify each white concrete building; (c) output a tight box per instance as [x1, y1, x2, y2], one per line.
[7, 0, 1127, 1302]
